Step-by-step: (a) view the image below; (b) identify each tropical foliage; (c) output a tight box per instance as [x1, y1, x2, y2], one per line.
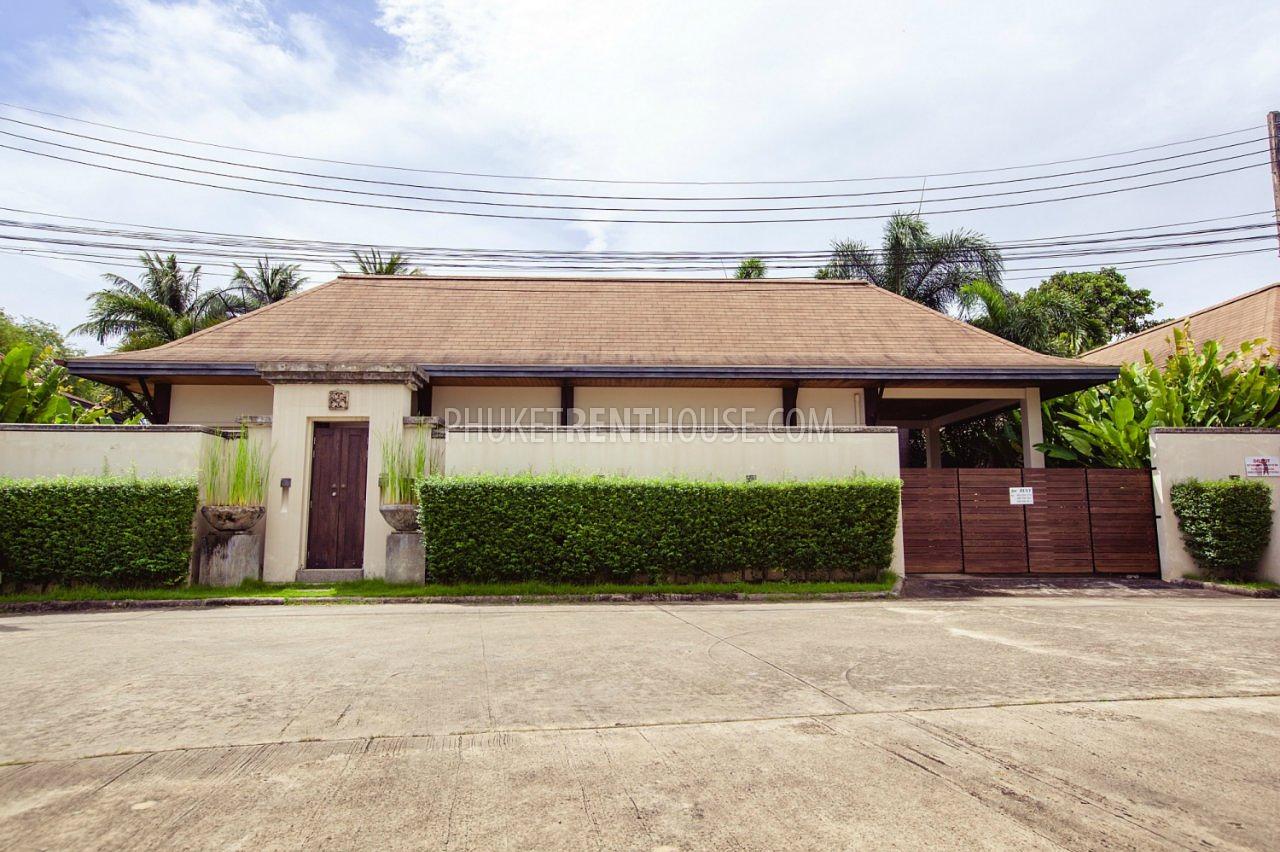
[0, 345, 111, 424]
[1040, 328, 1280, 468]
[734, 258, 767, 279]
[73, 253, 231, 351]
[957, 279, 1086, 356]
[226, 258, 307, 313]
[342, 249, 420, 276]
[815, 213, 1003, 311]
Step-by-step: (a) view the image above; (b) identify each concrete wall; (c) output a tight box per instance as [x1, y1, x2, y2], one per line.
[262, 383, 412, 582]
[0, 425, 219, 478]
[1150, 428, 1280, 583]
[169, 385, 274, 426]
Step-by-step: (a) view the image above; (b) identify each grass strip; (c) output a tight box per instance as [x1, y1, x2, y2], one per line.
[0, 574, 897, 603]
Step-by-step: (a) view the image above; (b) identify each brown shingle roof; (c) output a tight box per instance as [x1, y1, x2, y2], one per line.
[1080, 282, 1280, 367]
[68, 275, 1112, 382]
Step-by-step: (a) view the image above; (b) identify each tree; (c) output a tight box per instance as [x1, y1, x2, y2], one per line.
[1040, 328, 1280, 468]
[815, 213, 1003, 311]
[1032, 267, 1161, 355]
[226, 258, 307, 314]
[341, 249, 420, 276]
[73, 253, 231, 351]
[0, 345, 110, 424]
[734, 258, 767, 279]
[1, 308, 136, 418]
[957, 280, 1086, 355]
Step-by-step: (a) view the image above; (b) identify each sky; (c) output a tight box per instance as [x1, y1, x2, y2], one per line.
[0, 0, 1278, 354]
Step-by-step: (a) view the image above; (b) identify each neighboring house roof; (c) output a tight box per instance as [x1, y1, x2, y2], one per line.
[66, 276, 1116, 389]
[1080, 282, 1280, 367]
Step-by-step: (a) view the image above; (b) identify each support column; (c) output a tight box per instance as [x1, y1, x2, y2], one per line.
[925, 424, 942, 469]
[1021, 387, 1045, 468]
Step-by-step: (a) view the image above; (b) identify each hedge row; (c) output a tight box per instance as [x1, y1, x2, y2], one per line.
[0, 477, 198, 589]
[418, 475, 901, 584]
[1170, 477, 1273, 581]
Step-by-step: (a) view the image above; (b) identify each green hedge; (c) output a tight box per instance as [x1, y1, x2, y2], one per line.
[419, 475, 901, 584]
[1170, 478, 1273, 581]
[0, 477, 198, 589]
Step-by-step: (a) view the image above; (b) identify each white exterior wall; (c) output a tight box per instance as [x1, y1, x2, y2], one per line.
[1150, 429, 1280, 583]
[796, 388, 865, 426]
[262, 383, 413, 581]
[432, 386, 560, 426]
[169, 384, 274, 426]
[0, 426, 218, 478]
[575, 387, 784, 426]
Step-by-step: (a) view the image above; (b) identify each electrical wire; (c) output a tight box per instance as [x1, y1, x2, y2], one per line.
[0, 139, 1266, 224]
[0, 100, 1262, 185]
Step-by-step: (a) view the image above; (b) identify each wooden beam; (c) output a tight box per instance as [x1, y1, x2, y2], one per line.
[151, 382, 172, 425]
[560, 384, 575, 426]
[414, 385, 433, 417]
[781, 385, 798, 427]
[864, 385, 882, 426]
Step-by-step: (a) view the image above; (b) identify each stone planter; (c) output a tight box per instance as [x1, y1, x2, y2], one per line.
[200, 504, 266, 533]
[380, 503, 419, 532]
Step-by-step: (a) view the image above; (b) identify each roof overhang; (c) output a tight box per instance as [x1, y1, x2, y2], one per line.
[63, 359, 1118, 397]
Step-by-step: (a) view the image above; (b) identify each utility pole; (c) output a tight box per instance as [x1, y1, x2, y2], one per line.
[1269, 111, 1280, 257]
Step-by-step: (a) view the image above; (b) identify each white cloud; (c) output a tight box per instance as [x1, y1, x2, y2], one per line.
[2, 0, 1279, 350]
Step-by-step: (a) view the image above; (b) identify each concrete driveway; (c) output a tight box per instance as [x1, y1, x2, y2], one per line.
[2, 587, 1279, 850]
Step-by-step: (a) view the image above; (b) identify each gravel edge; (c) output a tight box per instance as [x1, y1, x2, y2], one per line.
[1170, 578, 1279, 598]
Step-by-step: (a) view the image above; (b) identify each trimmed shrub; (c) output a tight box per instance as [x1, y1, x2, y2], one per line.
[0, 476, 198, 589]
[1170, 478, 1273, 581]
[419, 475, 901, 584]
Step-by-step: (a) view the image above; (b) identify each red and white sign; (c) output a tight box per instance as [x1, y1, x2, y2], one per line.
[1244, 456, 1280, 477]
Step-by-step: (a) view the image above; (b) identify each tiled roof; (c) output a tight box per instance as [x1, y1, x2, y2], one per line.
[1080, 283, 1280, 366]
[69, 275, 1106, 376]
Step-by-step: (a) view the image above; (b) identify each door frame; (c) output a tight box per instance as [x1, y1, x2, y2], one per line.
[302, 418, 371, 571]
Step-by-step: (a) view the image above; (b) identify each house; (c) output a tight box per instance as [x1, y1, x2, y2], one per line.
[1080, 282, 1280, 367]
[62, 275, 1119, 579]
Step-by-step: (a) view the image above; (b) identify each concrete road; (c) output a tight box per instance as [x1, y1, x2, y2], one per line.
[2, 587, 1279, 850]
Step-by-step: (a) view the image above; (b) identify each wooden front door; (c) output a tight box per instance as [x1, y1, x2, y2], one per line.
[306, 422, 369, 570]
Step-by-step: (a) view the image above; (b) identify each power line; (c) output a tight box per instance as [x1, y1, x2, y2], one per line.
[1, 128, 1267, 214]
[0, 115, 1268, 203]
[0, 100, 1261, 185]
[0, 139, 1266, 224]
[2, 205, 1269, 257]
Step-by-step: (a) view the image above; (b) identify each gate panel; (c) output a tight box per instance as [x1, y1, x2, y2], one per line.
[1023, 469, 1093, 573]
[901, 470, 962, 573]
[1086, 469, 1159, 573]
[958, 469, 1028, 573]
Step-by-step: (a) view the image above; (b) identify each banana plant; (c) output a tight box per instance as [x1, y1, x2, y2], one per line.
[1040, 327, 1280, 468]
[0, 345, 111, 424]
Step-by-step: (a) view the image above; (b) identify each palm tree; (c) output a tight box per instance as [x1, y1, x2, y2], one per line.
[734, 258, 767, 279]
[815, 213, 1003, 312]
[73, 253, 231, 351]
[339, 249, 420, 276]
[226, 258, 307, 314]
[957, 280, 1085, 356]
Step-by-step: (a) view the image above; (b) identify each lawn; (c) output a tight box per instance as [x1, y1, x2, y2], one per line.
[0, 575, 897, 603]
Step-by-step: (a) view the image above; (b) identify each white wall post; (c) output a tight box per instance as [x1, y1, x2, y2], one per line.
[925, 424, 942, 469]
[1021, 387, 1045, 468]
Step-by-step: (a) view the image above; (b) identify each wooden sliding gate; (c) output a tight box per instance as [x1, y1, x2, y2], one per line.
[901, 468, 1159, 574]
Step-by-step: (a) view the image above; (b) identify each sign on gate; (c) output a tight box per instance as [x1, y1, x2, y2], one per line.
[1008, 486, 1034, 505]
[1245, 456, 1280, 477]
